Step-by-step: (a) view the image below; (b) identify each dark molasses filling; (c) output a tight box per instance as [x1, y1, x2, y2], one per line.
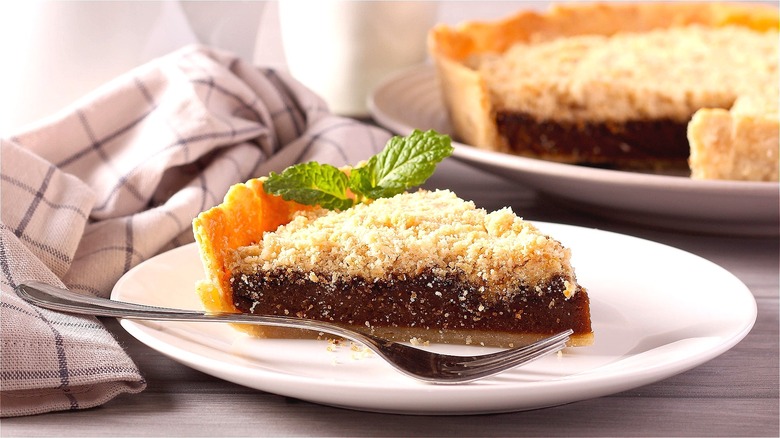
[495, 111, 691, 169]
[231, 269, 592, 336]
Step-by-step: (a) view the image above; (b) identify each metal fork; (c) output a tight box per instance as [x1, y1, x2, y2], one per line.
[16, 281, 572, 384]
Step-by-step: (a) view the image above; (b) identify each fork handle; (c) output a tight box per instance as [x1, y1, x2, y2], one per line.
[15, 281, 375, 346]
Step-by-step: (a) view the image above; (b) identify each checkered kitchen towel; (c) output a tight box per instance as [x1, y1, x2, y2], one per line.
[1, 45, 391, 417]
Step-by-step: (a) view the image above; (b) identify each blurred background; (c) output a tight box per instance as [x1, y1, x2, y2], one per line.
[0, 1, 552, 134]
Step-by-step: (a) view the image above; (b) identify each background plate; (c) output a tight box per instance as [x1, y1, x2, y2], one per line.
[112, 223, 756, 415]
[368, 65, 780, 236]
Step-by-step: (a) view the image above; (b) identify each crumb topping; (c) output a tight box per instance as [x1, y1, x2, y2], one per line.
[473, 25, 778, 122]
[233, 190, 576, 299]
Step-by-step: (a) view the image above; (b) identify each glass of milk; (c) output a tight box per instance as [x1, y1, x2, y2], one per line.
[277, 1, 438, 117]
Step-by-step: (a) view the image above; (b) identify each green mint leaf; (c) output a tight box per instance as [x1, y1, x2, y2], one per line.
[261, 130, 453, 210]
[263, 162, 354, 210]
[349, 129, 453, 200]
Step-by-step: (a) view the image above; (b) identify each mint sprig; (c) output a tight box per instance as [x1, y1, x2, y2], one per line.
[262, 161, 354, 210]
[262, 129, 453, 210]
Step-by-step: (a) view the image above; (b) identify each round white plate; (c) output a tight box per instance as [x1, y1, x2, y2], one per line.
[112, 223, 756, 415]
[368, 65, 780, 236]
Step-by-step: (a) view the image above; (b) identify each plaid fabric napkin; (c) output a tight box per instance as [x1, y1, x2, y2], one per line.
[0, 45, 391, 417]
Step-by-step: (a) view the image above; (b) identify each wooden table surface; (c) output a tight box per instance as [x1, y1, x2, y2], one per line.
[4, 159, 778, 437]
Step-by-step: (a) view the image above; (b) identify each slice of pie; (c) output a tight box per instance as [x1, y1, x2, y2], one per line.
[428, 2, 779, 180]
[192, 180, 593, 347]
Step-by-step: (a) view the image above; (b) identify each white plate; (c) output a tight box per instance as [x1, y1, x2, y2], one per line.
[112, 223, 756, 415]
[368, 65, 780, 236]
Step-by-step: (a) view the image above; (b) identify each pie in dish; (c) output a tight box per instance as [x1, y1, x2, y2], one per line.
[428, 2, 779, 181]
[192, 180, 593, 347]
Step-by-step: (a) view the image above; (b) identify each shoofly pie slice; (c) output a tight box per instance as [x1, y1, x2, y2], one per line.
[193, 182, 593, 347]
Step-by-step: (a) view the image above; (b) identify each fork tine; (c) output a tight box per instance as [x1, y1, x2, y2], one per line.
[460, 329, 573, 367]
[463, 338, 569, 374]
[437, 330, 572, 381]
[438, 342, 566, 382]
